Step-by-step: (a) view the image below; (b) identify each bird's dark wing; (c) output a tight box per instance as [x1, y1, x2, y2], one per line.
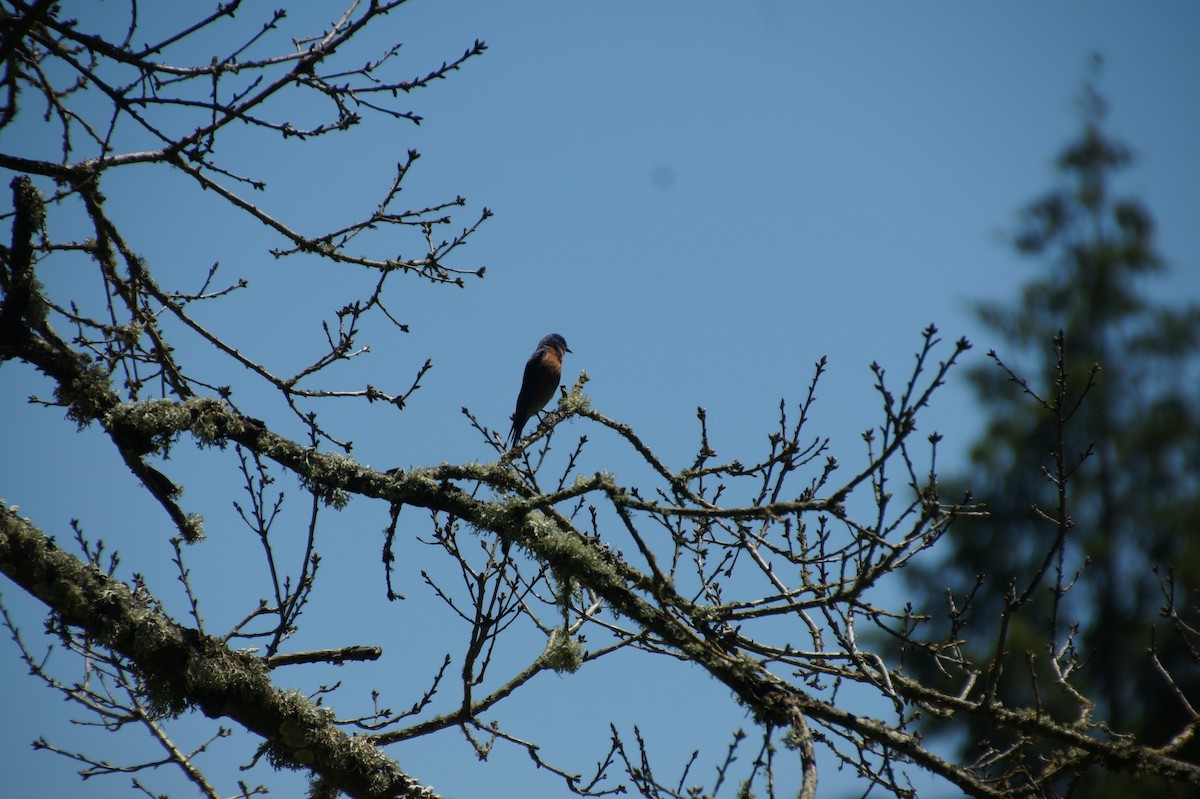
[509, 348, 549, 446]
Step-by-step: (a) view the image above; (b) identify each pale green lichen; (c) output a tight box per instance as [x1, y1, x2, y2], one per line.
[298, 452, 363, 509]
[538, 529, 606, 572]
[403, 466, 442, 493]
[60, 361, 118, 429]
[103, 398, 192, 455]
[543, 629, 585, 674]
[187, 396, 243, 445]
[561, 387, 591, 414]
[181, 513, 205, 541]
[782, 725, 806, 750]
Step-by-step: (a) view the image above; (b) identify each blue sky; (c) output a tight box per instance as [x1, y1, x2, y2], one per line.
[2, 2, 1199, 798]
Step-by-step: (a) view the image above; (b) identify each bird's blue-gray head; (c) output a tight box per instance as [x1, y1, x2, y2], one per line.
[540, 333, 571, 355]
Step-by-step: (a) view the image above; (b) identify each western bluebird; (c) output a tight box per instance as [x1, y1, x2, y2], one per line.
[508, 333, 571, 448]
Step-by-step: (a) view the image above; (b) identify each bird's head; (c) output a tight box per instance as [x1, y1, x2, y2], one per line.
[541, 333, 571, 356]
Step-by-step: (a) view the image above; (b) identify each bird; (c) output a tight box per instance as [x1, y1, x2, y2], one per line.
[508, 333, 571, 449]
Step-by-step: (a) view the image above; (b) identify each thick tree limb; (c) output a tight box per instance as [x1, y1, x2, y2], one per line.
[0, 503, 436, 799]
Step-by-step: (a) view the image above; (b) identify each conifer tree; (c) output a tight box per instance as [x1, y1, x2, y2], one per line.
[908, 69, 1200, 796]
